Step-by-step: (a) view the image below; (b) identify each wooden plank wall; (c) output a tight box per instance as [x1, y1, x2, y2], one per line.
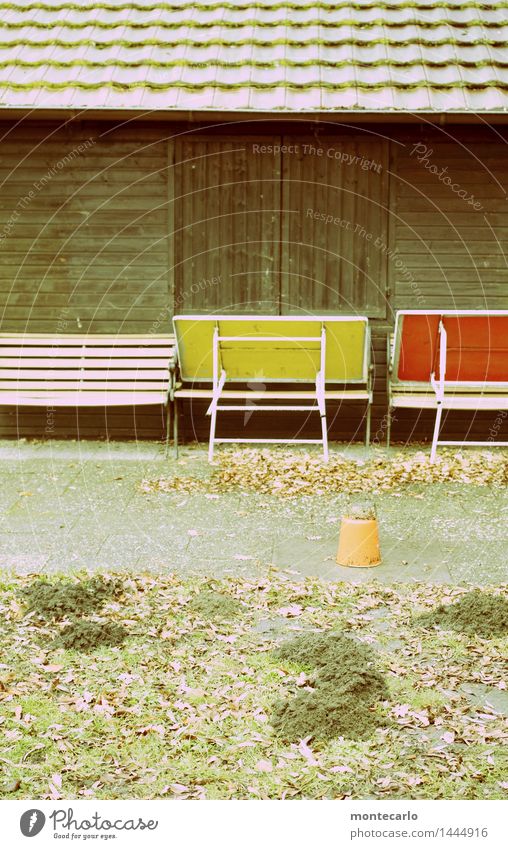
[386, 128, 508, 443]
[0, 124, 171, 331]
[172, 136, 281, 313]
[1, 120, 507, 443]
[392, 131, 508, 312]
[281, 134, 389, 317]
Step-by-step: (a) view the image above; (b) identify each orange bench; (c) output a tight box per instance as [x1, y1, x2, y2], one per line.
[388, 310, 508, 460]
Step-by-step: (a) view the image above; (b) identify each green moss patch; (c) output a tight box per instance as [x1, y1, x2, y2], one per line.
[271, 633, 389, 743]
[416, 590, 508, 638]
[21, 576, 124, 621]
[56, 619, 128, 652]
[187, 589, 243, 621]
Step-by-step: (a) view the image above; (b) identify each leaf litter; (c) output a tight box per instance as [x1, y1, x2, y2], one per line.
[141, 448, 508, 498]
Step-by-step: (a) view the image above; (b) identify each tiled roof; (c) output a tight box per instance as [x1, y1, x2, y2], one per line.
[0, 1, 507, 113]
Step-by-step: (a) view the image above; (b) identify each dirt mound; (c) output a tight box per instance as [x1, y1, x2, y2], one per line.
[188, 589, 243, 621]
[21, 576, 124, 621]
[271, 632, 389, 743]
[416, 590, 508, 638]
[57, 619, 128, 652]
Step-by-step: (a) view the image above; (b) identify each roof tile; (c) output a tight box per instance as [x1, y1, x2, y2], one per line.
[0, 1, 506, 113]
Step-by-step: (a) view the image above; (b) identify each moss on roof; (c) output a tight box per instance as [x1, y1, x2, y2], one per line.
[1, 1, 507, 112]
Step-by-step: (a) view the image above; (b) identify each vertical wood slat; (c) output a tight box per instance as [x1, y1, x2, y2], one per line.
[385, 138, 397, 321]
[166, 138, 175, 324]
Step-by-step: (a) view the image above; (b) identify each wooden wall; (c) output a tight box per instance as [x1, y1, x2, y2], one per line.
[387, 129, 508, 443]
[172, 135, 281, 313]
[1, 119, 507, 443]
[171, 132, 390, 317]
[392, 131, 508, 312]
[0, 124, 171, 334]
[281, 134, 389, 317]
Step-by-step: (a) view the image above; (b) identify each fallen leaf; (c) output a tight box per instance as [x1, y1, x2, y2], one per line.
[255, 760, 273, 773]
[170, 783, 189, 795]
[277, 604, 303, 618]
[298, 739, 318, 766]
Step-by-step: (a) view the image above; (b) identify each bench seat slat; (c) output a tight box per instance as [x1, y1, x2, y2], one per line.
[0, 391, 168, 407]
[0, 369, 170, 380]
[0, 381, 169, 390]
[0, 358, 172, 369]
[0, 335, 175, 345]
[0, 348, 174, 359]
[391, 393, 508, 410]
[175, 388, 370, 400]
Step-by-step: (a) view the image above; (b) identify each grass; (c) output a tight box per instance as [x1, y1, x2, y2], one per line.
[0, 571, 507, 801]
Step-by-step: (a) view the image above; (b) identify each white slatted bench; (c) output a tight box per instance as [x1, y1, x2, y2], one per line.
[0, 334, 176, 450]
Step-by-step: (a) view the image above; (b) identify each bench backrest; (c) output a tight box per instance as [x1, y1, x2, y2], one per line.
[392, 311, 508, 389]
[173, 316, 369, 383]
[0, 334, 175, 393]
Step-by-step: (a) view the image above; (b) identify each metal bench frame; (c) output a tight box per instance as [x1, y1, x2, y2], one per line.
[172, 315, 373, 461]
[206, 323, 330, 461]
[387, 310, 508, 461]
[0, 333, 176, 453]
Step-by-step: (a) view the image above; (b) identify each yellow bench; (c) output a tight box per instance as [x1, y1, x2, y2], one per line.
[172, 315, 373, 461]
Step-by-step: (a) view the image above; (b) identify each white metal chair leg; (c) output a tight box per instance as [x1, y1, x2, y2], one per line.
[365, 401, 371, 447]
[430, 403, 443, 463]
[316, 325, 329, 462]
[321, 413, 329, 462]
[208, 403, 218, 462]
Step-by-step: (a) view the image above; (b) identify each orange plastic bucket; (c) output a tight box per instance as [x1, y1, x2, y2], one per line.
[336, 517, 381, 568]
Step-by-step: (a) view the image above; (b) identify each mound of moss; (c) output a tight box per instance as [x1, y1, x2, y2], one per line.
[271, 633, 389, 743]
[21, 576, 124, 621]
[188, 589, 243, 621]
[416, 590, 508, 638]
[56, 619, 128, 652]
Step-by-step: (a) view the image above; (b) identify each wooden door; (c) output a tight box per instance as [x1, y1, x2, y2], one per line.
[280, 135, 389, 317]
[171, 136, 281, 314]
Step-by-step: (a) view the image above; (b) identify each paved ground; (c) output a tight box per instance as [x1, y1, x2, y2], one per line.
[0, 439, 507, 584]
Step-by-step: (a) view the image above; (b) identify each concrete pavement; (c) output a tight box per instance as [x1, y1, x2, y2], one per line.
[0, 440, 506, 584]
